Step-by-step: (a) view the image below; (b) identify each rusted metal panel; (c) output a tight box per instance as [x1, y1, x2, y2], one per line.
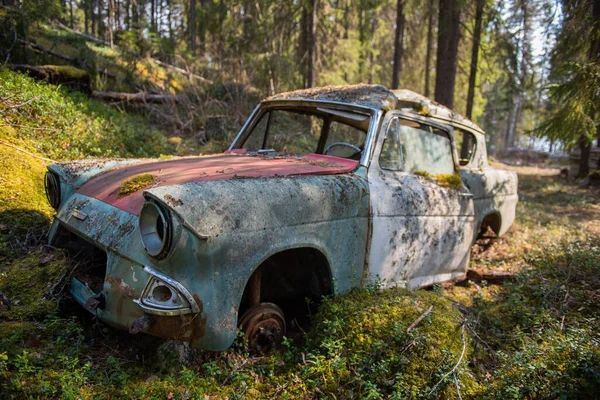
[76, 154, 358, 215]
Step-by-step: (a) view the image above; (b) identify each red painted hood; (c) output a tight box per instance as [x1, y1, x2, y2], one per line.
[76, 153, 359, 215]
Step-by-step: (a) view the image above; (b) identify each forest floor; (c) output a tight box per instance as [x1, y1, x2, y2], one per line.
[1, 68, 599, 398]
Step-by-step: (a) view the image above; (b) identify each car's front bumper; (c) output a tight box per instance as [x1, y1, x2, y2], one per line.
[51, 194, 209, 345]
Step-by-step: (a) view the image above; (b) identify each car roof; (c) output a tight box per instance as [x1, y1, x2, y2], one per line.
[265, 85, 485, 135]
[391, 89, 485, 135]
[265, 84, 398, 111]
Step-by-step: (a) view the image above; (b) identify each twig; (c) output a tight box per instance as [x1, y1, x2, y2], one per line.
[0, 139, 56, 162]
[0, 123, 57, 131]
[7, 96, 39, 109]
[454, 373, 463, 400]
[406, 305, 433, 333]
[428, 323, 467, 396]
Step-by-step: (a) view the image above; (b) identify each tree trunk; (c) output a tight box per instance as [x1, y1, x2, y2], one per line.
[424, 0, 434, 97]
[199, 0, 207, 55]
[107, 0, 114, 47]
[434, 0, 461, 109]
[466, 0, 484, 120]
[150, 0, 156, 31]
[189, 0, 196, 55]
[578, 136, 591, 178]
[306, 0, 316, 88]
[504, 95, 521, 151]
[91, 0, 96, 36]
[69, 0, 74, 28]
[391, 0, 405, 89]
[84, 0, 90, 33]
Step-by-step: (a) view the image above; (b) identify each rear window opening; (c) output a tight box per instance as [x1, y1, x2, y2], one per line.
[54, 225, 107, 294]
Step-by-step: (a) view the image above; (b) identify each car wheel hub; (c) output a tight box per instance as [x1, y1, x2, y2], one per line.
[239, 303, 286, 352]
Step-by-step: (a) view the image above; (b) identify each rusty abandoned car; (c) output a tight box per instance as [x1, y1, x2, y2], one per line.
[44, 85, 518, 351]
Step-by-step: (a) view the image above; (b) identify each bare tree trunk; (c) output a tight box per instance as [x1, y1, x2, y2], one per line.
[579, 136, 591, 178]
[150, 0, 156, 31]
[368, 12, 377, 84]
[424, 0, 434, 97]
[199, 0, 206, 55]
[434, 0, 461, 109]
[107, 0, 114, 47]
[343, 1, 349, 82]
[306, 0, 316, 88]
[91, 0, 96, 36]
[69, 0, 74, 28]
[189, 0, 196, 55]
[391, 0, 405, 89]
[466, 0, 484, 120]
[504, 95, 521, 151]
[84, 0, 90, 33]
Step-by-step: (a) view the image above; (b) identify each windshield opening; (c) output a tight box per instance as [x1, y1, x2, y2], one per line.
[238, 106, 371, 160]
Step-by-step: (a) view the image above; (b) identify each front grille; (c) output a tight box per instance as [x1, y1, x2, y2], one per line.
[54, 224, 107, 293]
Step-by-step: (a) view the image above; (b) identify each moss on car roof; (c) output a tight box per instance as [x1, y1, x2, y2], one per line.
[266, 84, 398, 111]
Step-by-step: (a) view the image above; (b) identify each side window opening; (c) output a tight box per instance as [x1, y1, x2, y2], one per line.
[379, 116, 455, 176]
[379, 117, 403, 170]
[455, 129, 477, 166]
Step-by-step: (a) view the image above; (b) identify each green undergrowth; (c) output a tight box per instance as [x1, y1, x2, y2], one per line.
[1, 242, 598, 398]
[448, 241, 600, 398]
[0, 68, 173, 161]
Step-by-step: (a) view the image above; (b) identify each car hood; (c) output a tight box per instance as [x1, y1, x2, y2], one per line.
[75, 153, 359, 215]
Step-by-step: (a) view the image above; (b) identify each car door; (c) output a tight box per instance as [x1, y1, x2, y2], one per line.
[366, 112, 475, 288]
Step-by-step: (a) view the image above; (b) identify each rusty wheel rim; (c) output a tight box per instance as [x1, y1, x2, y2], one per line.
[239, 303, 286, 352]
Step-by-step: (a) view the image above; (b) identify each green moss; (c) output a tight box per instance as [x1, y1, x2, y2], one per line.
[41, 65, 89, 80]
[118, 174, 158, 196]
[0, 250, 71, 319]
[0, 68, 172, 161]
[0, 138, 54, 259]
[414, 170, 464, 189]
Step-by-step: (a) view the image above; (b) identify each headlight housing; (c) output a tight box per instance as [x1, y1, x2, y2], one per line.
[44, 171, 61, 210]
[139, 201, 172, 259]
[133, 266, 200, 315]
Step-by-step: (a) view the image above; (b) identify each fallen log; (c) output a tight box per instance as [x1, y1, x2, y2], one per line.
[466, 268, 515, 284]
[17, 39, 75, 62]
[91, 90, 181, 103]
[10, 64, 91, 94]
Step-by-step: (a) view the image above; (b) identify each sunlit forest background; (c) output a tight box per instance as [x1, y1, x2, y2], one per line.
[1, 0, 599, 176]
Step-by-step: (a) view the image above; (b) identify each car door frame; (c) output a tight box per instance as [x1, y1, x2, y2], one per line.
[364, 110, 476, 288]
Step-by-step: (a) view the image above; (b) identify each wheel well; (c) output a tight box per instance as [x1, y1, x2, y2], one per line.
[479, 213, 501, 238]
[239, 248, 332, 316]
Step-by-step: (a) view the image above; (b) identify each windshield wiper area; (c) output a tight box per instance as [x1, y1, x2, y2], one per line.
[257, 149, 279, 156]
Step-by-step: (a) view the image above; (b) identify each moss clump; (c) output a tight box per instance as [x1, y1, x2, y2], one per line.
[414, 170, 464, 189]
[42, 65, 89, 80]
[118, 173, 159, 196]
[0, 249, 71, 320]
[0, 135, 54, 259]
[303, 287, 482, 398]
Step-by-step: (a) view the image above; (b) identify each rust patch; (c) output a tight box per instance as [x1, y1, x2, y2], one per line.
[105, 275, 135, 297]
[164, 194, 183, 207]
[192, 294, 204, 314]
[146, 315, 194, 341]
